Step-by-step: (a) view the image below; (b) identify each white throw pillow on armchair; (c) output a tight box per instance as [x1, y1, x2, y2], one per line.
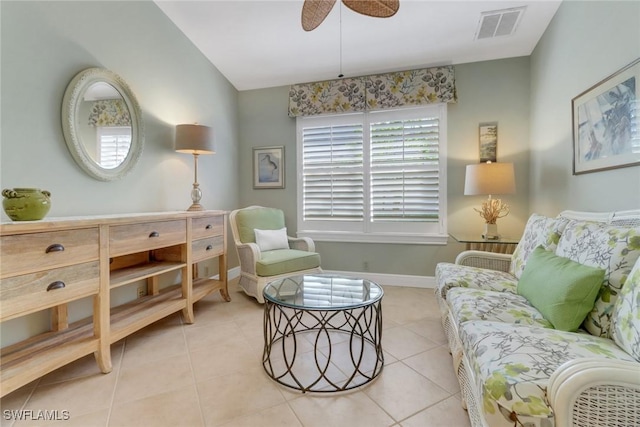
[254, 228, 289, 251]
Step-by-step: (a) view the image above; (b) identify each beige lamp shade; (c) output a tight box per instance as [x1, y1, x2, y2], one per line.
[464, 162, 515, 196]
[175, 124, 215, 154]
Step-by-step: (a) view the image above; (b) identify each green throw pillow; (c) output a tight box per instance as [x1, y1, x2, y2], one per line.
[517, 246, 605, 332]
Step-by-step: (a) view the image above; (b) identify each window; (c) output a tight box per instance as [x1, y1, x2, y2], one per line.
[297, 105, 447, 244]
[96, 126, 132, 169]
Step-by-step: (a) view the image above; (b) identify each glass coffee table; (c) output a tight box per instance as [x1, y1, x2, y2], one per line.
[262, 273, 384, 393]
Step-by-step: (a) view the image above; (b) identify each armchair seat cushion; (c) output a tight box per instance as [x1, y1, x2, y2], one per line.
[256, 249, 321, 277]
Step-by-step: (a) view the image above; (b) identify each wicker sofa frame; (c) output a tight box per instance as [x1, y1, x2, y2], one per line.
[437, 209, 640, 427]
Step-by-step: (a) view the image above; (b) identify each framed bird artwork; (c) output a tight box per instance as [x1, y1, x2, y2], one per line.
[253, 146, 285, 189]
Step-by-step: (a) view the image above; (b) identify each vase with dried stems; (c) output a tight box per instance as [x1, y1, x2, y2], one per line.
[475, 197, 510, 239]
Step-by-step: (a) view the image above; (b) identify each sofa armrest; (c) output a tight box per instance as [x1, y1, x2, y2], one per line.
[548, 358, 640, 427]
[455, 250, 512, 272]
[288, 236, 316, 252]
[236, 242, 261, 275]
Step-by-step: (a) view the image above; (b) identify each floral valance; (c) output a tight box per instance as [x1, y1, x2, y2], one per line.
[88, 99, 131, 127]
[288, 65, 457, 117]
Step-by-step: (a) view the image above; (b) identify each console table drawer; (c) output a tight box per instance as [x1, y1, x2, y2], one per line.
[192, 215, 223, 240]
[0, 261, 100, 321]
[109, 220, 186, 256]
[0, 228, 99, 278]
[192, 236, 224, 263]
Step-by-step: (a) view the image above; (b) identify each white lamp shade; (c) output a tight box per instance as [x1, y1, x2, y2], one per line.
[175, 124, 215, 154]
[464, 162, 515, 195]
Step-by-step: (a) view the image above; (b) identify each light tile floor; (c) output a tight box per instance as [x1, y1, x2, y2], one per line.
[1, 280, 471, 427]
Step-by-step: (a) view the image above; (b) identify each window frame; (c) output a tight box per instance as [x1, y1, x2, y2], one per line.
[296, 105, 448, 245]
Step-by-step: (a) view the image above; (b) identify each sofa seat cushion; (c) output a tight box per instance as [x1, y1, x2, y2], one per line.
[555, 219, 640, 338]
[256, 249, 321, 277]
[459, 321, 636, 427]
[435, 262, 517, 300]
[447, 288, 552, 330]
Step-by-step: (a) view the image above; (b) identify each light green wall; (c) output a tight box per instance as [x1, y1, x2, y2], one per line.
[1, 0, 239, 218]
[238, 57, 531, 276]
[0, 0, 239, 346]
[529, 1, 640, 214]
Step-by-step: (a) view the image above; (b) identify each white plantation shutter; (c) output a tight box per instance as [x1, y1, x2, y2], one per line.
[297, 106, 447, 244]
[301, 116, 364, 224]
[370, 115, 440, 222]
[97, 126, 132, 169]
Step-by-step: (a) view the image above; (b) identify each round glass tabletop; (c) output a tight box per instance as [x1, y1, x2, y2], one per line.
[263, 273, 383, 310]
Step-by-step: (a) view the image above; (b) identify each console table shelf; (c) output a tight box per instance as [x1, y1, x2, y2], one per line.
[193, 277, 227, 302]
[110, 261, 186, 289]
[0, 211, 228, 397]
[110, 285, 185, 343]
[1, 322, 97, 394]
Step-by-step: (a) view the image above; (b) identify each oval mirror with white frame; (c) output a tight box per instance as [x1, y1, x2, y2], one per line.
[62, 68, 144, 181]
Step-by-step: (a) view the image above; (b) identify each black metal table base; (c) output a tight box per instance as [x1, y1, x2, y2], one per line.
[262, 300, 384, 393]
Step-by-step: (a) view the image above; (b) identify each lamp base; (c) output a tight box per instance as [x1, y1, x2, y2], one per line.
[482, 223, 499, 240]
[187, 203, 204, 212]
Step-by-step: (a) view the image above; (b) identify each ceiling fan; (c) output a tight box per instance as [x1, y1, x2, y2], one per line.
[301, 0, 400, 31]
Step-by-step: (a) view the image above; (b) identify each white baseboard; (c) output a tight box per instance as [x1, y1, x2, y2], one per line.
[325, 270, 435, 289]
[228, 266, 241, 280]
[223, 266, 434, 289]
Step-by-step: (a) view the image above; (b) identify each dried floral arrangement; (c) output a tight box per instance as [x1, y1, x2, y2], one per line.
[474, 198, 510, 224]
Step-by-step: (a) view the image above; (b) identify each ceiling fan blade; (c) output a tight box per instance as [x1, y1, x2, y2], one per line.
[301, 0, 338, 31]
[342, 0, 399, 18]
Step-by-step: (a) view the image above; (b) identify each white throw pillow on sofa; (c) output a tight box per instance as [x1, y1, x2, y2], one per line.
[255, 228, 289, 251]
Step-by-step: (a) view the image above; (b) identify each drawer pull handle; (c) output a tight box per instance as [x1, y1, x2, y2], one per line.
[45, 243, 65, 253]
[149, 231, 160, 238]
[206, 245, 213, 251]
[47, 281, 66, 291]
[205, 224, 212, 229]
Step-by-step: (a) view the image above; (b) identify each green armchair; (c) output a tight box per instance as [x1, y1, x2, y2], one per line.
[229, 206, 322, 303]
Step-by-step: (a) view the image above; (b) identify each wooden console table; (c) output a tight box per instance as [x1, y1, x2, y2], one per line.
[450, 233, 519, 254]
[0, 211, 228, 397]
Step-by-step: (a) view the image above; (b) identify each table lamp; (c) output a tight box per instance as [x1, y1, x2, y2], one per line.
[464, 161, 515, 239]
[175, 124, 215, 211]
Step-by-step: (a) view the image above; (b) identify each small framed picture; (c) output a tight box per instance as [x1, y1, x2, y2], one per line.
[572, 58, 640, 174]
[479, 122, 498, 163]
[253, 146, 285, 189]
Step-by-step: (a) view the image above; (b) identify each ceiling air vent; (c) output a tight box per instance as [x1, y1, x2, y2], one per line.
[475, 6, 526, 40]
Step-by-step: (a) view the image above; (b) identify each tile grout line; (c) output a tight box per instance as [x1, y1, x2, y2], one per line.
[5, 377, 42, 427]
[105, 340, 127, 427]
[176, 313, 207, 427]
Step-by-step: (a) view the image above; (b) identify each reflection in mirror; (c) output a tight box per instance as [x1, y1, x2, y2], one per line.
[62, 68, 144, 181]
[80, 82, 132, 169]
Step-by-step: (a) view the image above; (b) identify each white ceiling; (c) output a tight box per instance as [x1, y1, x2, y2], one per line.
[155, 0, 562, 91]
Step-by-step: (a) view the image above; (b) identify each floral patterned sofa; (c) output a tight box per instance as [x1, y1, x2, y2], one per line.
[435, 210, 640, 427]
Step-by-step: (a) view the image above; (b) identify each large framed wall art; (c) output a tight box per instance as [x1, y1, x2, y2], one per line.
[572, 58, 640, 174]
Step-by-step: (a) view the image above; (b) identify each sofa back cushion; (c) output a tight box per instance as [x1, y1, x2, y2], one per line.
[555, 219, 640, 338]
[510, 214, 570, 279]
[517, 246, 605, 331]
[235, 207, 286, 244]
[611, 257, 640, 361]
